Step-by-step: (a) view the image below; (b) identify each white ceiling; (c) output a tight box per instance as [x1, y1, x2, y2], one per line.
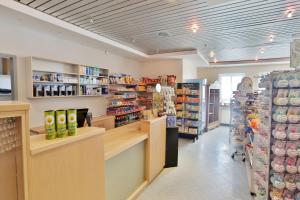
[14, 0, 300, 62]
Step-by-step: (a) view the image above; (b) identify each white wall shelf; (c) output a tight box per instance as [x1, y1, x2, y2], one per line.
[26, 56, 109, 99]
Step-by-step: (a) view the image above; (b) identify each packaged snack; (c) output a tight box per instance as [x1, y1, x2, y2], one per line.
[67, 109, 77, 136]
[289, 89, 300, 105]
[285, 174, 297, 191]
[272, 124, 287, 140]
[295, 174, 300, 190]
[56, 110, 67, 138]
[270, 187, 283, 200]
[289, 73, 300, 87]
[283, 189, 295, 199]
[274, 89, 289, 106]
[271, 156, 285, 173]
[44, 110, 56, 140]
[287, 107, 300, 123]
[274, 74, 289, 88]
[273, 107, 288, 123]
[270, 173, 286, 190]
[286, 142, 298, 157]
[286, 157, 297, 174]
[272, 141, 286, 157]
[287, 124, 300, 141]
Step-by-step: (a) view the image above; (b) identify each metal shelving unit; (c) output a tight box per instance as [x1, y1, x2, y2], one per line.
[176, 80, 206, 142]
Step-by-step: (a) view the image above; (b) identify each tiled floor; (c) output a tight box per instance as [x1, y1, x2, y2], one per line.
[138, 126, 251, 200]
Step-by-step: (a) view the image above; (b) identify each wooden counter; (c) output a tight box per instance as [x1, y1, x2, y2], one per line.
[104, 117, 167, 200]
[27, 127, 106, 200]
[30, 127, 105, 155]
[104, 122, 148, 160]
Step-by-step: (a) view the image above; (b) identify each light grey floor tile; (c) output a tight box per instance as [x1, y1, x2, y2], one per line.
[137, 126, 251, 200]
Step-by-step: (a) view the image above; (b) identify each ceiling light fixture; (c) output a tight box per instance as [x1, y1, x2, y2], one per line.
[255, 56, 259, 61]
[269, 35, 275, 42]
[191, 24, 199, 33]
[260, 48, 265, 54]
[209, 51, 215, 58]
[213, 58, 217, 63]
[286, 10, 294, 18]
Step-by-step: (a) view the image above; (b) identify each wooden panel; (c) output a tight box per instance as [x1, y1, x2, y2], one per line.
[105, 141, 146, 200]
[28, 135, 105, 200]
[0, 150, 17, 200]
[141, 117, 166, 182]
[93, 115, 115, 130]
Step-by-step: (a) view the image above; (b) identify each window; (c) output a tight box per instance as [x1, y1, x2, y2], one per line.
[219, 73, 245, 104]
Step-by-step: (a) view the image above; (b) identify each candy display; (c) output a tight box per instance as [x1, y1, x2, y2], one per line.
[176, 81, 206, 141]
[257, 71, 300, 200]
[107, 74, 145, 127]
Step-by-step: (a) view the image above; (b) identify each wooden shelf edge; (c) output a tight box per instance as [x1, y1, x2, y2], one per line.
[30, 127, 105, 155]
[104, 133, 148, 161]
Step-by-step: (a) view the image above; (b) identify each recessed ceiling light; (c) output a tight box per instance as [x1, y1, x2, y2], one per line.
[158, 32, 169, 37]
[191, 24, 199, 33]
[269, 35, 275, 42]
[209, 51, 215, 58]
[255, 56, 259, 61]
[213, 58, 217, 63]
[260, 48, 265, 54]
[286, 10, 294, 18]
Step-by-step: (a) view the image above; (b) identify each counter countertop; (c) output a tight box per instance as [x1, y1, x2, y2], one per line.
[0, 101, 30, 112]
[30, 127, 105, 155]
[104, 122, 148, 160]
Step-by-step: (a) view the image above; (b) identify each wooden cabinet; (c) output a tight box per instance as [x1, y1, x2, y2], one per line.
[0, 102, 30, 200]
[28, 127, 105, 200]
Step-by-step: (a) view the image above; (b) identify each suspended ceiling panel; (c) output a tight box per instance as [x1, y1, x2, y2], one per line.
[15, 0, 300, 62]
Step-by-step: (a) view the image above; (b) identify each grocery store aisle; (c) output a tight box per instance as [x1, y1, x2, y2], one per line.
[138, 126, 251, 200]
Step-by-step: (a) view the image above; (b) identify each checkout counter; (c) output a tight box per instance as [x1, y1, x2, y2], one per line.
[0, 102, 167, 200]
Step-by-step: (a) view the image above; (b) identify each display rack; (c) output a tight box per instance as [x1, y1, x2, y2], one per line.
[176, 80, 206, 141]
[252, 74, 272, 200]
[26, 56, 109, 98]
[107, 74, 145, 127]
[258, 70, 300, 200]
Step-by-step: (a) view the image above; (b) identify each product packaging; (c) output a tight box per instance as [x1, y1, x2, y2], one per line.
[56, 110, 68, 138]
[44, 110, 56, 140]
[67, 109, 77, 136]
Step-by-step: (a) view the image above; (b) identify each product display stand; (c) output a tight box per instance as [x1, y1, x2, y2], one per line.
[252, 74, 272, 200]
[176, 80, 206, 141]
[107, 74, 145, 127]
[165, 127, 178, 168]
[258, 70, 300, 200]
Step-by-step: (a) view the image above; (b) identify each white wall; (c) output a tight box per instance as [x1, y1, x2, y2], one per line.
[0, 7, 143, 127]
[182, 58, 199, 80]
[198, 63, 292, 124]
[198, 64, 291, 90]
[141, 59, 183, 82]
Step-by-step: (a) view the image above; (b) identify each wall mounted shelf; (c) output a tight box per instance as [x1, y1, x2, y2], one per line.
[26, 56, 109, 99]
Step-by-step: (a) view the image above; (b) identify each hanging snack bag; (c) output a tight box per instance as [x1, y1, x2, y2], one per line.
[67, 109, 77, 136]
[44, 110, 56, 140]
[56, 110, 68, 138]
